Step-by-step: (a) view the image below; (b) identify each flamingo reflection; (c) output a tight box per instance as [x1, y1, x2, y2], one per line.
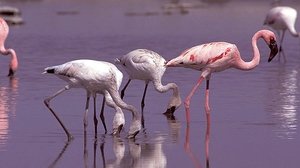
[184, 111, 210, 168]
[100, 136, 167, 168]
[0, 77, 18, 150]
[265, 65, 298, 139]
[48, 141, 71, 168]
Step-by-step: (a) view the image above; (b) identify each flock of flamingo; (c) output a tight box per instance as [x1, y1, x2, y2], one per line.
[1, 6, 299, 141]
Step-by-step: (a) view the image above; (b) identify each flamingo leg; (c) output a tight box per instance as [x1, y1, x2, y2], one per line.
[84, 93, 91, 129]
[100, 96, 107, 134]
[83, 127, 88, 168]
[141, 83, 149, 128]
[93, 95, 98, 139]
[205, 109, 211, 168]
[278, 30, 286, 62]
[120, 79, 131, 99]
[280, 30, 286, 62]
[185, 76, 205, 124]
[44, 85, 73, 141]
[205, 79, 211, 117]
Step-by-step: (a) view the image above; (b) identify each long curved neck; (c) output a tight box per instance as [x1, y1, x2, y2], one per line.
[153, 80, 181, 108]
[153, 80, 179, 96]
[287, 24, 299, 37]
[235, 32, 261, 71]
[1, 47, 18, 75]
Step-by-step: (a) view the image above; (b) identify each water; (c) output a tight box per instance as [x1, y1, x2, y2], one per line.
[1, 0, 300, 167]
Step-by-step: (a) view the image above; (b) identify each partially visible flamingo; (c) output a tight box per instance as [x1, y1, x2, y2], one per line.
[43, 59, 141, 141]
[166, 29, 278, 124]
[0, 17, 18, 76]
[264, 6, 299, 61]
[115, 49, 182, 127]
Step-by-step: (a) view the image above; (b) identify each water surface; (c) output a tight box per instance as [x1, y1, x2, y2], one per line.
[0, 0, 300, 167]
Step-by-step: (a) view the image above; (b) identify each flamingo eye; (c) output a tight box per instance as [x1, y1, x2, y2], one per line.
[270, 37, 276, 45]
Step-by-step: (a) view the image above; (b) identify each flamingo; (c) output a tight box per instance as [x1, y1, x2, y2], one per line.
[264, 6, 299, 61]
[166, 29, 278, 123]
[0, 17, 18, 76]
[43, 59, 141, 141]
[115, 49, 182, 127]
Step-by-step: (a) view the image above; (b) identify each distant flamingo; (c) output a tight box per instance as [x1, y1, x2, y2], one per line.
[166, 30, 278, 123]
[264, 6, 299, 61]
[43, 59, 141, 141]
[115, 49, 182, 127]
[0, 17, 18, 76]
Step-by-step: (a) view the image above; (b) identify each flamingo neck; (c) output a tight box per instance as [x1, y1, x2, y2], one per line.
[235, 32, 261, 70]
[153, 80, 181, 108]
[1, 48, 18, 76]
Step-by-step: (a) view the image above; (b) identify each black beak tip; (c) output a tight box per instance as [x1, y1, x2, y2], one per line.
[268, 41, 278, 62]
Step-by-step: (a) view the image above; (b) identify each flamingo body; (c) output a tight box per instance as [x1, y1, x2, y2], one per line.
[166, 30, 278, 123]
[116, 49, 181, 118]
[0, 17, 18, 76]
[44, 59, 141, 140]
[173, 42, 238, 72]
[264, 6, 298, 36]
[264, 6, 299, 60]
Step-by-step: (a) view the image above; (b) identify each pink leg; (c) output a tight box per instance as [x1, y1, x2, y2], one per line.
[185, 76, 205, 124]
[205, 80, 211, 119]
[205, 111, 211, 168]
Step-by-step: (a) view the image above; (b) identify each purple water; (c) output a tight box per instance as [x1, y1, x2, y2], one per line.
[0, 0, 300, 167]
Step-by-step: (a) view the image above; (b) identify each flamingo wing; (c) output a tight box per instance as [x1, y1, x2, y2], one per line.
[167, 42, 234, 70]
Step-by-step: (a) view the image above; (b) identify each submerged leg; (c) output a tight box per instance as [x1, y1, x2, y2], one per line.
[44, 85, 73, 141]
[100, 96, 107, 134]
[185, 76, 205, 124]
[120, 79, 131, 99]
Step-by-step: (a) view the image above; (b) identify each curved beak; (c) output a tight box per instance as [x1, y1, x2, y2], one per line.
[268, 39, 278, 62]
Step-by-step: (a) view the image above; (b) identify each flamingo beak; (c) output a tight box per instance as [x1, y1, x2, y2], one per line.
[268, 39, 278, 62]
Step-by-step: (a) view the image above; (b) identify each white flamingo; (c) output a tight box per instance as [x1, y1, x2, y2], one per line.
[166, 30, 278, 124]
[115, 49, 182, 127]
[0, 17, 18, 76]
[264, 6, 299, 61]
[43, 59, 141, 141]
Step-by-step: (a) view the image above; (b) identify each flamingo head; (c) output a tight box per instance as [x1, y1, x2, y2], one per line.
[258, 29, 278, 62]
[267, 36, 278, 62]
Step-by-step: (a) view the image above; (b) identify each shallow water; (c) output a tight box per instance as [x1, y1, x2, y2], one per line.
[1, 0, 300, 167]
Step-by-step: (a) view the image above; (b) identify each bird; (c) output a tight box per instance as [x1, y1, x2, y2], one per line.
[166, 29, 279, 124]
[264, 6, 299, 61]
[43, 59, 141, 141]
[115, 49, 182, 127]
[0, 17, 18, 77]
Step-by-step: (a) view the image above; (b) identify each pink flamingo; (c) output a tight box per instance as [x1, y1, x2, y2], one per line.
[264, 6, 299, 61]
[0, 17, 18, 76]
[166, 29, 278, 123]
